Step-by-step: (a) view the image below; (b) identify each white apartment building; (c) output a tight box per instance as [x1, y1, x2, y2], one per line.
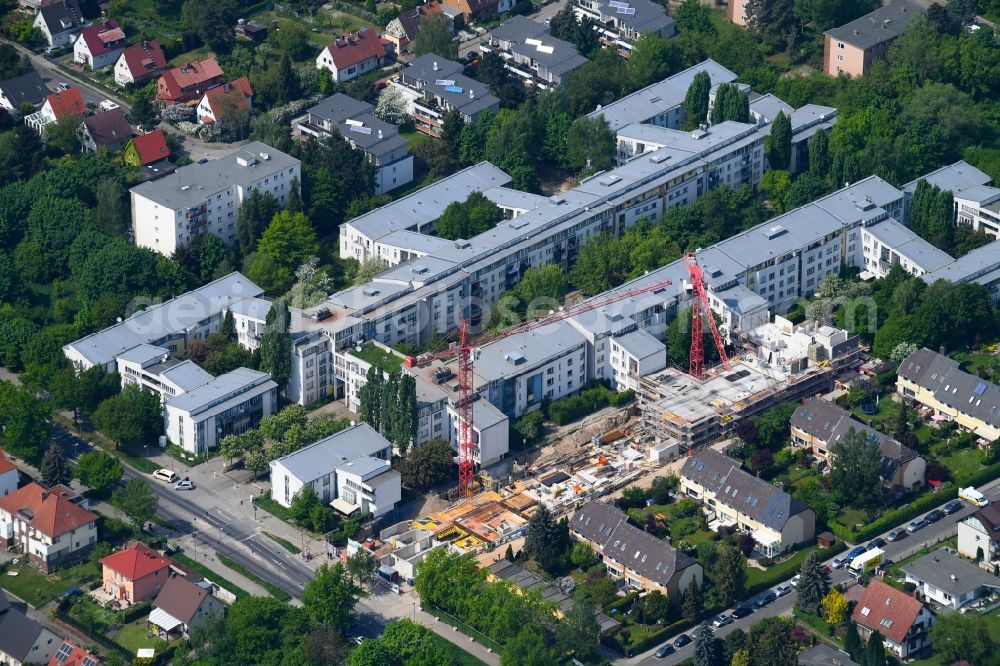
[164, 368, 278, 455]
[268, 423, 400, 517]
[0, 484, 98, 573]
[902, 160, 993, 225]
[130, 142, 301, 256]
[115, 344, 213, 401]
[860, 218, 955, 278]
[446, 399, 509, 467]
[607, 329, 666, 392]
[955, 185, 1000, 239]
[63, 272, 264, 372]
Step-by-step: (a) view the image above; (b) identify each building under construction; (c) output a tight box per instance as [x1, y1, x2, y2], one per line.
[640, 318, 862, 449]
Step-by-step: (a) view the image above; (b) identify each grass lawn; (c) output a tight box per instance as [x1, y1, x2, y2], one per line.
[425, 632, 489, 666]
[170, 551, 251, 600]
[938, 447, 983, 480]
[113, 619, 169, 655]
[0, 559, 100, 607]
[217, 554, 291, 602]
[347, 343, 404, 374]
[400, 130, 432, 150]
[956, 351, 997, 377]
[834, 507, 868, 532]
[263, 531, 301, 554]
[67, 596, 119, 632]
[254, 494, 296, 522]
[167, 46, 214, 67]
[745, 543, 840, 592]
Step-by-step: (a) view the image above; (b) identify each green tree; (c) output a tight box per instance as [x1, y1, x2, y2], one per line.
[684, 70, 712, 125]
[643, 589, 670, 624]
[795, 551, 830, 616]
[569, 541, 594, 570]
[693, 622, 722, 666]
[524, 503, 569, 572]
[863, 630, 887, 666]
[111, 478, 159, 528]
[556, 593, 600, 659]
[392, 374, 417, 455]
[761, 169, 792, 213]
[379, 373, 399, 440]
[928, 612, 991, 665]
[346, 639, 394, 666]
[94, 178, 129, 237]
[50, 366, 118, 427]
[548, 4, 579, 41]
[346, 548, 378, 586]
[502, 626, 558, 666]
[76, 450, 124, 493]
[843, 619, 863, 661]
[289, 485, 321, 525]
[237, 190, 281, 257]
[254, 211, 319, 283]
[381, 619, 451, 666]
[45, 115, 81, 155]
[714, 544, 746, 606]
[302, 562, 365, 628]
[808, 129, 830, 178]
[304, 624, 347, 665]
[829, 427, 883, 509]
[397, 438, 453, 490]
[565, 116, 616, 174]
[413, 13, 457, 59]
[182, 0, 240, 51]
[628, 34, 681, 89]
[259, 299, 292, 393]
[683, 577, 703, 621]
[435, 191, 503, 240]
[748, 617, 797, 666]
[765, 111, 792, 171]
[93, 384, 162, 447]
[358, 366, 384, 432]
[40, 443, 71, 487]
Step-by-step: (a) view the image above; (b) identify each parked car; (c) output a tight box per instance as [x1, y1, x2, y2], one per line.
[773, 582, 792, 597]
[943, 500, 964, 515]
[655, 644, 675, 658]
[99, 99, 120, 111]
[754, 590, 777, 608]
[56, 82, 71, 91]
[876, 558, 894, 574]
[353, 636, 366, 646]
[887, 527, 907, 541]
[832, 553, 851, 569]
[846, 545, 868, 562]
[925, 509, 945, 523]
[732, 604, 754, 618]
[673, 634, 692, 648]
[867, 537, 887, 549]
[906, 518, 928, 534]
[174, 478, 194, 490]
[712, 613, 733, 628]
[152, 468, 180, 483]
[959, 486, 989, 507]
[790, 575, 801, 588]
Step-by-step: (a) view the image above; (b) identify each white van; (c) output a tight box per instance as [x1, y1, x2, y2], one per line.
[959, 486, 989, 507]
[152, 468, 179, 483]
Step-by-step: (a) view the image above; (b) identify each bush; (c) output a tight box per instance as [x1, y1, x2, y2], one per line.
[547, 381, 634, 425]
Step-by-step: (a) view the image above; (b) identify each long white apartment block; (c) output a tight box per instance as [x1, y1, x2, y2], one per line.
[63, 272, 264, 372]
[115, 344, 214, 401]
[130, 142, 300, 256]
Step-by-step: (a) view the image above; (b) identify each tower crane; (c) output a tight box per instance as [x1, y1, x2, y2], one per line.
[405, 277, 674, 497]
[685, 252, 731, 380]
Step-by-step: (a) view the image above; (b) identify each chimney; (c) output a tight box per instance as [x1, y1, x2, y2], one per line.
[433, 60, 439, 71]
[469, 89, 475, 99]
[377, 129, 383, 139]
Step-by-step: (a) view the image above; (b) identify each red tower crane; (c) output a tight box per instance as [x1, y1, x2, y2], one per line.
[685, 252, 731, 380]
[406, 277, 674, 497]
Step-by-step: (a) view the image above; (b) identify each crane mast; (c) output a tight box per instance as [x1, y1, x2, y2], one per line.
[685, 252, 731, 380]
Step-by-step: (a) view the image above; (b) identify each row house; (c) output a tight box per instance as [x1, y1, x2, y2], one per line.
[73, 19, 126, 69]
[571, 0, 675, 53]
[481, 16, 588, 88]
[157, 58, 225, 105]
[389, 54, 499, 137]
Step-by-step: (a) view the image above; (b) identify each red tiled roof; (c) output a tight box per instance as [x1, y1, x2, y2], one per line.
[78, 19, 125, 57]
[322, 28, 387, 71]
[130, 129, 169, 165]
[120, 40, 167, 79]
[158, 57, 224, 102]
[46, 88, 86, 120]
[101, 541, 171, 581]
[47, 640, 100, 666]
[0, 449, 15, 475]
[0, 483, 97, 539]
[852, 580, 925, 645]
[202, 77, 253, 120]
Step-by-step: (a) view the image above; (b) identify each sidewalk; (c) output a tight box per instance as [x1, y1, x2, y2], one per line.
[171, 532, 275, 599]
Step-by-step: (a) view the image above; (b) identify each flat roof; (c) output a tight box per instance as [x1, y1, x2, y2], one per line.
[165, 367, 275, 415]
[65, 272, 263, 368]
[473, 320, 586, 385]
[345, 162, 511, 242]
[612, 328, 665, 360]
[228, 296, 273, 322]
[749, 93, 793, 123]
[130, 142, 299, 209]
[159, 360, 214, 392]
[589, 59, 737, 132]
[903, 547, 1000, 598]
[117, 343, 170, 365]
[482, 186, 551, 211]
[305, 92, 372, 123]
[954, 184, 1000, 205]
[865, 219, 954, 271]
[922, 238, 1000, 285]
[902, 160, 992, 196]
[271, 423, 391, 481]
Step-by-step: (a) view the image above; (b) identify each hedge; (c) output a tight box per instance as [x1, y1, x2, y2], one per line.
[548, 382, 635, 426]
[745, 541, 846, 598]
[624, 617, 697, 656]
[828, 459, 1000, 543]
[55, 599, 176, 666]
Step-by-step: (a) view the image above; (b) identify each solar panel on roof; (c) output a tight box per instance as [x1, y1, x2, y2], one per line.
[83, 657, 98, 666]
[55, 643, 73, 663]
[350, 125, 372, 134]
[434, 79, 456, 86]
[444, 85, 464, 93]
[975, 382, 988, 396]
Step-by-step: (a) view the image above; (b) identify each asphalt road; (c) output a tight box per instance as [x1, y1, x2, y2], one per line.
[2, 39, 120, 109]
[635, 478, 1000, 665]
